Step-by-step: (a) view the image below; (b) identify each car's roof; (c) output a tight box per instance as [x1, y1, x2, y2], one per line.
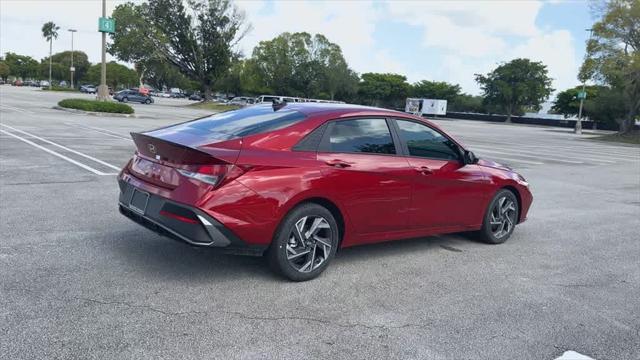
[256, 102, 409, 118]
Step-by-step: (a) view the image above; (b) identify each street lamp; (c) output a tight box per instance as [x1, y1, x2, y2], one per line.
[68, 29, 77, 89]
[576, 28, 593, 135]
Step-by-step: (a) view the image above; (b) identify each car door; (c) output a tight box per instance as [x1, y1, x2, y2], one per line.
[131, 92, 144, 102]
[391, 118, 491, 229]
[316, 118, 413, 238]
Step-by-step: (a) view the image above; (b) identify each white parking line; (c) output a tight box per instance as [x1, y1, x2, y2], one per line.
[475, 154, 544, 165]
[463, 138, 639, 159]
[65, 122, 131, 140]
[0, 123, 121, 171]
[0, 104, 33, 114]
[469, 144, 617, 164]
[0, 129, 117, 176]
[470, 146, 584, 164]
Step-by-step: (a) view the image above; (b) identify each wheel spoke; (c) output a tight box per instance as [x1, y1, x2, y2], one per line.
[286, 246, 310, 260]
[307, 217, 329, 237]
[314, 235, 331, 248]
[295, 216, 308, 241]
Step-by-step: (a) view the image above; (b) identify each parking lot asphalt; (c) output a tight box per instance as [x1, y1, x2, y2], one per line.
[1, 86, 639, 360]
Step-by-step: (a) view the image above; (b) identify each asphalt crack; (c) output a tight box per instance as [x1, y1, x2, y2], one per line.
[5, 286, 431, 331]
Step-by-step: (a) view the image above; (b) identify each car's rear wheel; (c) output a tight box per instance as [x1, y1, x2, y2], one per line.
[268, 203, 339, 281]
[144, 99, 151, 104]
[478, 189, 519, 244]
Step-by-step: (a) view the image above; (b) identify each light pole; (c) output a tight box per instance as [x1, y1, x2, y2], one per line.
[576, 28, 593, 135]
[68, 29, 77, 89]
[97, 0, 109, 100]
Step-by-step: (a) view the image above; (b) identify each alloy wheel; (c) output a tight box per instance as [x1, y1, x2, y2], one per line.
[286, 216, 333, 273]
[489, 196, 517, 239]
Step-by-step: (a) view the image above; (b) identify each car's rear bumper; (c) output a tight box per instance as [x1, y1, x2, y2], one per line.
[118, 180, 266, 256]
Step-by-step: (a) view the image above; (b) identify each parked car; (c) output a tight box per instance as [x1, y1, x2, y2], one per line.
[40, 80, 50, 88]
[170, 92, 186, 99]
[255, 95, 299, 104]
[113, 90, 154, 104]
[228, 96, 255, 106]
[59, 80, 68, 87]
[117, 103, 533, 281]
[12, 80, 23, 86]
[80, 85, 97, 94]
[188, 93, 202, 101]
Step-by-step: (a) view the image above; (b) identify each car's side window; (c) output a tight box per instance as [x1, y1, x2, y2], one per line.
[395, 120, 460, 160]
[327, 119, 396, 155]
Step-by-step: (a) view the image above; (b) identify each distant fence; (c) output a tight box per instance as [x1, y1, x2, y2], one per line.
[440, 112, 620, 131]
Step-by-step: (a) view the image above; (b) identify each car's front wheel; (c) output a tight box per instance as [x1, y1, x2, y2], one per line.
[122, 97, 128, 103]
[478, 189, 519, 244]
[268, 203, 339, 281]
[144, 99, 151, 104]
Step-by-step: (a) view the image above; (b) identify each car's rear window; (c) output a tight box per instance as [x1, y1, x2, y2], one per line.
[149, 105, 307, 142]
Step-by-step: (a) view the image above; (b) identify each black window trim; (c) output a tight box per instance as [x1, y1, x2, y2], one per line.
[292, 122, 329, 152]
[318, 116, 401, 157]
[389, 117, 464, 162]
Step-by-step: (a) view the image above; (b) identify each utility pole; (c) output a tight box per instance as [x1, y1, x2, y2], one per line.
[97, 0, 109, 100]
[576, 28, 593, 135]
[68, 29, 77, 89]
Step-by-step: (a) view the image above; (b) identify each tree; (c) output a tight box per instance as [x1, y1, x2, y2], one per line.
[4, 52, 39, 80]
[151, 0, 249, 100]
[109, 2, 161, 87]
[579, 0, 639, 133]
[0, 61, 9, 82]
[110, 0, 250, 100]
[82, 62, 138, 90]
[358, 73, 410, 108]
[552, 85, 603, 118]
[583, 87, 627, 127]
[142, 58, 198, 92]
[411, 80, 461, 101]
[41, 21, 59, 87]
[40, 51, 90, 83]
[250, 32, 357, 99]
[449, 94, 485, 113]
[475, 58, 554, 122]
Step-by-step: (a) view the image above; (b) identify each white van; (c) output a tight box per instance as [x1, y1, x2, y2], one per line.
[255, 95, 299, 104]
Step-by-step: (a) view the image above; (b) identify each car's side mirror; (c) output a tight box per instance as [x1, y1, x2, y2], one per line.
[464, 150, 478, 164]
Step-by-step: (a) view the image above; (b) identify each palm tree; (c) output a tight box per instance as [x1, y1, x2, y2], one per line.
[42, 21, 60, 88]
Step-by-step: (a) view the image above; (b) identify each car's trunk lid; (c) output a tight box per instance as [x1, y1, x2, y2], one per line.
[129, 132, 242, 189]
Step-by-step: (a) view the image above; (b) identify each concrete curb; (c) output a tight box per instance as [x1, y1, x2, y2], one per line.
[52, 106, 138, 118]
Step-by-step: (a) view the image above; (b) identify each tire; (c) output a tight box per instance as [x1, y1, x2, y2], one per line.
[267, 203, 339, 281]
[144, 99, 151, 104]
[122, 97, 128, 103]
[477, 189, 519, 244]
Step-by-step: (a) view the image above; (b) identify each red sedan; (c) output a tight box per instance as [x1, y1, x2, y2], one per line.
[118, 103, 532, 281]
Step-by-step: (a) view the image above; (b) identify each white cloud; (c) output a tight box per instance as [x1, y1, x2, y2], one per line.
[385, 1, 578, 94]
[508, 30, 578, 92]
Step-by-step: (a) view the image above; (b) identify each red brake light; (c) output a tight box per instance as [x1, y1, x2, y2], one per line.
[177, 164, 245, 187]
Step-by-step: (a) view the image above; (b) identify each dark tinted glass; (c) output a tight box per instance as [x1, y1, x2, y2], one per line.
[328, 119, 396, 154]
[396, 120, 460, 160]
[149, 105, 307, 141]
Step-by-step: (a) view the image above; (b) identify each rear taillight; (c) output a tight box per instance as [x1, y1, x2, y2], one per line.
[177, 164, 245, 187]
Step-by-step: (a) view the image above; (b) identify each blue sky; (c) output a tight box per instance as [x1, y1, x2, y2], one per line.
[1, 0, 595, 95]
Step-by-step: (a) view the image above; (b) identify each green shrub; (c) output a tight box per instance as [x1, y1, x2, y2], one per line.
[44, 86, 78, 92]
[58, 99, 134, 114]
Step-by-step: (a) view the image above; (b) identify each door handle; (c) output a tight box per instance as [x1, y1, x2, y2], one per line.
[415, 166, 433, 175]
[325, 159, 352, 168]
